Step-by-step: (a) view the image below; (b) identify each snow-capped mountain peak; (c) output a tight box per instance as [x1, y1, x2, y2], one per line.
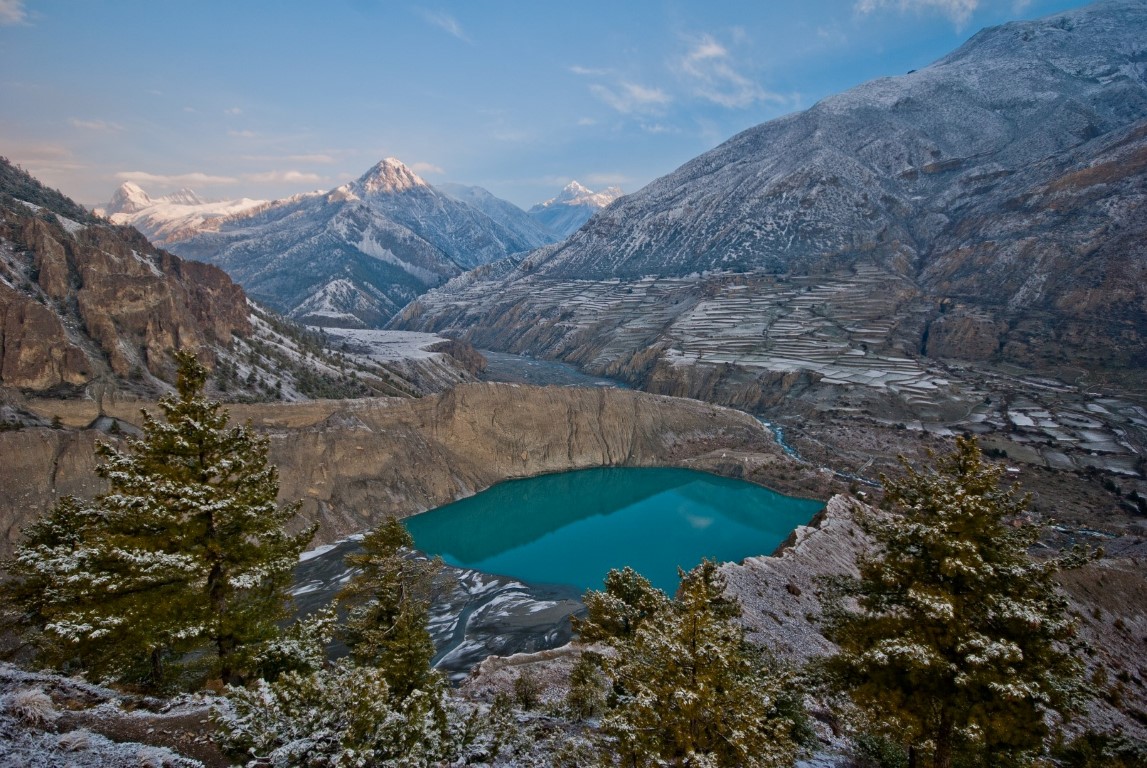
[556, 180, 593, 202]
[527, 180, 624, 238]
[165, 187, 208, 207]
[106, 182, 153, 215]
[356, 157, 430, 196]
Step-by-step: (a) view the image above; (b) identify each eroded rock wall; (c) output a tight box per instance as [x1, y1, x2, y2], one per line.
[1, 383, 831, 556]
[0, 206, 250, 391]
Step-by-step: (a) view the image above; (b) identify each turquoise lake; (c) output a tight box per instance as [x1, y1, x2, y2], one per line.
[404, 467, 824, 595]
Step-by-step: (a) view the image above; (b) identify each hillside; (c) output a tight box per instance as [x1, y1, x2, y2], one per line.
[393, 0, 1147, 442]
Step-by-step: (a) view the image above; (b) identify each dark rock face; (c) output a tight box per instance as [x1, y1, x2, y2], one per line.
[0, 160, 251, 391]
[393, 2, 1147, 412]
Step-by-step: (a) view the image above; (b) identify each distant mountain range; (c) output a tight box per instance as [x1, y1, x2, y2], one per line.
[393, 0, 1147, 417]
[99, 182, 268, 247]
[0, 158, 478, 403]
[100, 164, 620, 328]
[527, 181, 624, 239]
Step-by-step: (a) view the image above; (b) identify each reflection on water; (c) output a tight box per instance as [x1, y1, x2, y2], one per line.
[405, 467, 824, 594]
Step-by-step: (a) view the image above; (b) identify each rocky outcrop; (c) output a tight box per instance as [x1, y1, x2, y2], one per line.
[0, 160, 251, 391]
[0, 283, 92, 390]
[0, 383, 839, 557]
[923, 306, 1006, 360]
[720, 496, 1147, 741]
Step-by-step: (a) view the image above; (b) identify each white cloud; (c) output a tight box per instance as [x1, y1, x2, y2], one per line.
[569, 65, 611, 76]
[420, 10, 469, 42]
[410, 161, 444, 176]
[288, 153, 337, 164]
[585, 172, 629, 187]
[69, 118, 122, 132]
[0, 0, 27, 25]
[228, 129, 258, 138]
[225, 106, 243, 115]
[855, 0, 980, 28]
[115, 170, 239, 186]
[576, 117, 597, 127]
[589, 82, 671, 115]
[245, 170, 323, 185]
[677, 34, 780, 109]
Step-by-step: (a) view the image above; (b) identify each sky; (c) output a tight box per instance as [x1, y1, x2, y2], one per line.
[0, 0, 1090, 210]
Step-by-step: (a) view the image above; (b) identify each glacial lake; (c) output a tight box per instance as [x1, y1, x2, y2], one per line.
[405, 467, 824, 595]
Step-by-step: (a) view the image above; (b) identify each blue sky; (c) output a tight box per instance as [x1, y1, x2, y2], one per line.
[0, 0, 1088, 209]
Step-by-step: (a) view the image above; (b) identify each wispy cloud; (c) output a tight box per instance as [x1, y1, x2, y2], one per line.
[420, 9, 469, 42]
[589, 82, 671, 115]
[69, 118, 122, 132]
[289, 153, 337, 164]
[585, 172, 629, 188]
[569, 65, 611, 77]
[115, 170, 239, 187]
[228, 129, 258, 139]
[224, 106, 243, 116]
[0, 0, 27, 25]
[677, 34, 780, 109]
[410, 161, 444, 176]
[855, 0, 980, 28]
[244, 170, 323, 185]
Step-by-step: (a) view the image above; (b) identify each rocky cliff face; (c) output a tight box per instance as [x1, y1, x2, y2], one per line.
[0, 383, 838, 557]
[393, 1, 1147, 419]
[0, 160, 251, 392]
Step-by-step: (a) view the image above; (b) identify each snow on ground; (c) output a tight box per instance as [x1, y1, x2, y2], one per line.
[321, 328, 450, 362]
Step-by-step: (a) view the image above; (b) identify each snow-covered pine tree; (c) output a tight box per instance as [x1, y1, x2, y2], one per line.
[3, 350, 313, 689]
[822, 436, 1085, 768]
[338, 516, 442, 703]
[575, 565, 671, 643]
[597, 561, 799, 768]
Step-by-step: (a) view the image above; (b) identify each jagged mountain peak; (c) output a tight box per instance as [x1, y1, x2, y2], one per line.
[557, 180, 593, 200]
[527, 180, 624, 238]
[165, 187, 207, 206]
[106, 181, 153, 214]
[533, 180, 622, 211]
[356, 157, 430, 196]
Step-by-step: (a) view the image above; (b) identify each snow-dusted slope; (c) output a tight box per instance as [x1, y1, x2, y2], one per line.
[99, 182, 268, 246]
[395, 1, 1147, 413]
[439, 182, 557, 251]
[527, 181, 623, 239]
[167, 159, 547, 327]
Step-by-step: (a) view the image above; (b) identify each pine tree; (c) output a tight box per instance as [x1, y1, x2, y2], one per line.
[337, 516, 441, 703]
[3, 350, 312, 689]
[594, 561, 799, 768]
[575, 565, 671, 643]
[822, 436, 1085, 768]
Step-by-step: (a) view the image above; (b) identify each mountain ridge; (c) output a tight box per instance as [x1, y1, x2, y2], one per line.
[393, 0, 1147, 408]
[158, 158, 554, 327]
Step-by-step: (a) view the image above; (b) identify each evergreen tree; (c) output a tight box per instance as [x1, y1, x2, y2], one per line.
[215, 659, 479, 768]
[337, 516, 441, 703]
[821, 437, 1085, 768]
[593, 561, 799, 768]
[3, 350, 312, 689]
[575, 565, 670, 643]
